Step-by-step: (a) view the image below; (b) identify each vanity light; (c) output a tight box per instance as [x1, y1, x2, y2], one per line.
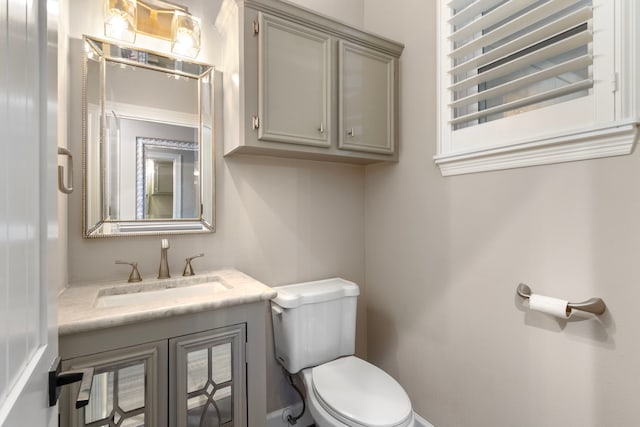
[171, 10, 201, 58]
[103, 0, 201, 58]
[104, 0, 137, 43]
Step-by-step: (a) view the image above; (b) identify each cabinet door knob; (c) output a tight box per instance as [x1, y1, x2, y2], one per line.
[318, 123, 325, 133]
[347, 128, 355, 137]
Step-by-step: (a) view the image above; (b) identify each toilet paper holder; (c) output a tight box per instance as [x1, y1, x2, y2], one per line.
[516, 283, 606, 315]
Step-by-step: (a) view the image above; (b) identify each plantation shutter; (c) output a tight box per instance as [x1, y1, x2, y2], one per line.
[446, 0, 593, 130]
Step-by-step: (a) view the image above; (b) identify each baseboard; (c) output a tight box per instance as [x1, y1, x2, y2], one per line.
[413, 412, 435, 427]
[267, 405, 434, 427]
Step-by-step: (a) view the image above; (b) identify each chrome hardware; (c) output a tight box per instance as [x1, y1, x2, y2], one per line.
[318, 123, 325, 133]
[158, 238, 171, 279]
[347, 128, 355, 137]
[253, 20, 259, 35]
[252, 116, 260, 130]
[183, 253, 204, 276]
[57, 147, 73, 194]
[49, 357, 94, 409]
[115, 260, 142, 283]
[516, 283, 606, 315]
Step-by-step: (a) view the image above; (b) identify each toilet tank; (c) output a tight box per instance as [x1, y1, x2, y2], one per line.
[271, 278, 360, 373]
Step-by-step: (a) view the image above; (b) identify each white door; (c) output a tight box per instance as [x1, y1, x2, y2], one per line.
[0, 1, 59, 426]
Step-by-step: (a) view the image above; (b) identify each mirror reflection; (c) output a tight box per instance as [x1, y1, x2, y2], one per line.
[83, 36, 215, 237]
[136, 135, 199, 220]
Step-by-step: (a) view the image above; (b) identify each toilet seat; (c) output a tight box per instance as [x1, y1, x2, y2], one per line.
[309, 356, 413, 427]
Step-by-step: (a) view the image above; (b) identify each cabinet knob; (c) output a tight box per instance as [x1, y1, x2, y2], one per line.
[347, 128, 355, 137]
[318, 123, 325, 133]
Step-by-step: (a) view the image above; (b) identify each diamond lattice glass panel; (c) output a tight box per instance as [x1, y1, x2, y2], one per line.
[213, 387, 232, 425]
[121, 413, 145, 427]
[187, 395, 220, 427]
[211, 343, 231, 384]
[114, 411, 122, 424]
[118, 363, 146, 412]
[85, 371, 114, 423]
[187, 349, 208, 393]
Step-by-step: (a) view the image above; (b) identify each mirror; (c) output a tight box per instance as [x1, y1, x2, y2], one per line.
[82, 36, 215, 237]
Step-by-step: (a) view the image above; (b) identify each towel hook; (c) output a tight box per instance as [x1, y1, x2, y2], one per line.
[517, 283, 606, 315]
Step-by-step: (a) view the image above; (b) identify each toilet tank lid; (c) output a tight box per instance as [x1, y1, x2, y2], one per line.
[272, 278, 360, 308]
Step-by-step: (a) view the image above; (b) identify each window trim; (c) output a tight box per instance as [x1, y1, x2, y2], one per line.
[435, 0, 640, 176]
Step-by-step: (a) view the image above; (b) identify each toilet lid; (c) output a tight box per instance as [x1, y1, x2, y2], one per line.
[311, 356, 412, 427]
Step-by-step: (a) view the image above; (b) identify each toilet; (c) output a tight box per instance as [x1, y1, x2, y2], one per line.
[271, 278, 415, 427]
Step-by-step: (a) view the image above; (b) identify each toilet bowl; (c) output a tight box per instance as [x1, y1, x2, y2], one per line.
[301, 356, 414, 427]
[271, 278, 415, 427]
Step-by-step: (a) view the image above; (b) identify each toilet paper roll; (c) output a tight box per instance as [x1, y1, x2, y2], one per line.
[528, 294, 572, 318]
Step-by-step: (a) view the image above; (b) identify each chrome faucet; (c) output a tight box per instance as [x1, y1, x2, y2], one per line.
[158, 239, 171, 279]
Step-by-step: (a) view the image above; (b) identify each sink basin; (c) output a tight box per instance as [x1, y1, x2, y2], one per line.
[95, 277, 232, 308]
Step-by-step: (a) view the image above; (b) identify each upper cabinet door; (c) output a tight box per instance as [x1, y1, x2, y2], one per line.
[339, 40, 396, 155]
[258, 12, 331, 147]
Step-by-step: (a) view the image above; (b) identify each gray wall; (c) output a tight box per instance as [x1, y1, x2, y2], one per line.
[64, 0, 367, 413]
[363, 1, 640, 426]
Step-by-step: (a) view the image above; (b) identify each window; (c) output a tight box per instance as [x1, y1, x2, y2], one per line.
[436, 0, 640, 176]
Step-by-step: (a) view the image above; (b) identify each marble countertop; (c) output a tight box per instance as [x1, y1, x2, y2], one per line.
[58, 268, 277, 336]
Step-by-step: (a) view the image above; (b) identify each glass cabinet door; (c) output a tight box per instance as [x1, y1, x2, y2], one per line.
[62, 341, 168, 427]
[170, 324, 246, 427]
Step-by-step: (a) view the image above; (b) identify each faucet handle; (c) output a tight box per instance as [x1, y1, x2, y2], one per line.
[115, 260, 142, 283]
[183, 253, 204, 276]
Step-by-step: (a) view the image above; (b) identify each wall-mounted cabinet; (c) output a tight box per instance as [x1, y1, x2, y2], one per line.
[258, 13, 332, 148]
[338, 40, 395, 155]
[217, 0, 404, 164]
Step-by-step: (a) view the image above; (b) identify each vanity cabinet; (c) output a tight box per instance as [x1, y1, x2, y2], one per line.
[62, 341, 168, 427]
[218, 0, 403, 164]
[171, 324, 246, 427]
[59, 302, 269, 427]
[62, 324, 246, 427]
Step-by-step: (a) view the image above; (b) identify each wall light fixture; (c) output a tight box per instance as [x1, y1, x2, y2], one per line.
[104, 0, 201, 58]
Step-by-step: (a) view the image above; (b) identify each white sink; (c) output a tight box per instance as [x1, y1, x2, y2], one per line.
[95, 278, 231, 308]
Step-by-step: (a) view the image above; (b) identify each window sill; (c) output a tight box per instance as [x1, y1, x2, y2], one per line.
[434, 121, 639, 176]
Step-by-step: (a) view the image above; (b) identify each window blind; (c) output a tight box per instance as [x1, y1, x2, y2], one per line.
[447, 0, 593, 130]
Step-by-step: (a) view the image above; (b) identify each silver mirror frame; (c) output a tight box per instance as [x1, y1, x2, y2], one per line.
[82, 36, 215, 238]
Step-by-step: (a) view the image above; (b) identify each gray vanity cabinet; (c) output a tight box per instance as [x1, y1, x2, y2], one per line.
[171, 324, 246, 427]
[62, 340, 168, 427]
[61, 320, 255, 427]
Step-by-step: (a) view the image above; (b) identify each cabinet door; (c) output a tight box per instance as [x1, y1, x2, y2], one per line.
[339, 40, 396, 154]
[258, 12, 331, 147]
[62, 340, 168, 427]
[170, 324, 246, 427]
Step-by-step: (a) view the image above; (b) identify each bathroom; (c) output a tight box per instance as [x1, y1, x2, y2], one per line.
[2, 0, 640, 426]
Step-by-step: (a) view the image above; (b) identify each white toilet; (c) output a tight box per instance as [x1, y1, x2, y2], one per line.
[271, 278, 415, 427]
